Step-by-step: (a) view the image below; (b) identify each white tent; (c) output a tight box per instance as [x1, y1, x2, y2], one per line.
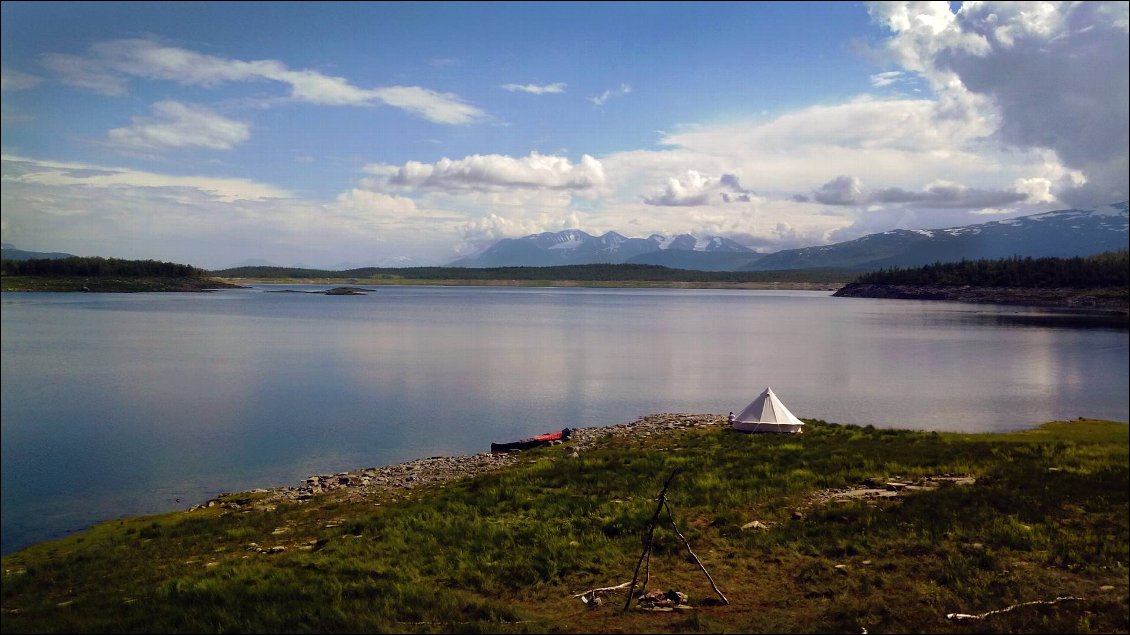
[731, 387, 805, 434]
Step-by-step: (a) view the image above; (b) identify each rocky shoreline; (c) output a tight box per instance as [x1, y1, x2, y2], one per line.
[196, 413, 728, 512]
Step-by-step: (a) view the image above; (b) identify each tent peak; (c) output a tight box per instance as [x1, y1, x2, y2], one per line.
[733, 386, 804, 434]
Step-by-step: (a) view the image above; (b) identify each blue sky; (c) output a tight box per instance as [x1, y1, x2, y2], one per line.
[2, 1, 1127, 269]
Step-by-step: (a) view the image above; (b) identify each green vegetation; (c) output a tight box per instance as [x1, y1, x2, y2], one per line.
[1, 257, 241, 292]
[2, 256, 205, 278]
[854, 251, 1129, 288]
[212, 263, 856, 286]
[3, 419, 1126, 633]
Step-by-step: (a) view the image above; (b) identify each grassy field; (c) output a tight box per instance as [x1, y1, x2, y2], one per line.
[2, 418, 1126, 634]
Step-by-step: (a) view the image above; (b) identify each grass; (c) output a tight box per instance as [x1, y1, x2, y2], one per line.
[2, 418, 1127, 633]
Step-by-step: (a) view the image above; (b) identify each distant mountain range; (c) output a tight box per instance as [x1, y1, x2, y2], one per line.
[748, 202, 1128, 271]
[450, 202, 1129, 271]
[449, 230, 760, 271]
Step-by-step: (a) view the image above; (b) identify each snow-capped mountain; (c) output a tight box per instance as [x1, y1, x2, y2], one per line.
[448, 230, 755, 268]
[745, 202, 1128, 271]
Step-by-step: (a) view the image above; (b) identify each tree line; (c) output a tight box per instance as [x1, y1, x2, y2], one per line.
[1, 256, 205, 278]
[211, 263, 856, 283]
[853, 251, 1129, 288]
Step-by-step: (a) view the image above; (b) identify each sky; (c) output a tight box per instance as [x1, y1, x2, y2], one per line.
[1, 1, 1127, 269]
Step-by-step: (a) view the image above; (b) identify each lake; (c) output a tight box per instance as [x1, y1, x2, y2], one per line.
[2, 285, 1127, 555]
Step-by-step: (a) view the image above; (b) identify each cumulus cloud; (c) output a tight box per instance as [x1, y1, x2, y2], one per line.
[40, 38, 486, 124]
[454, 205, 587, 257]
[335, 188, 415, 213]
[365, 152, 606, 193]
[1, 67, 42, 91]
[457, 213, 548, 255]
[589, 83, 632, 106]
[811, 175, 1028, 209]
[813, 175, 865, 205]
[107, 101, 250, 151]
[501, 82, 566, 94]
[643, 170, 754, 206]
[870, 1, 1129, 207]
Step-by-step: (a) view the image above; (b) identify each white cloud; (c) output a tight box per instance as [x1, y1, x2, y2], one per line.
[456, 212, 563, 256]
[869, 1, 1129, 207]
[368, 86, 484, 125]
[589, 83, 632, 106]
[643, 170, 753, 206]
[869, 70, 907, 88]
[810, 176, 1028, 209]
[41, 38, 486, 124]
[107, 101, 250, 151]
[501, 82, 567, 95]
[334, 188, 421, 219]
[40, 52, 128, 95]
[365, 152, 607, 193]
[669, 96, 992, 155]
[641, 96, 1010, 204]
[1, 154, 290, 202]
[0, 67, 42, 91]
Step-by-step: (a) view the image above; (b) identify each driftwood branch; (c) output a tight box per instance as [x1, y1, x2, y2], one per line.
[572, 581, 632, 598]
[663, 499, 728, 604]
[623, 468, 681, 612]
[946, 596, 1084, 622]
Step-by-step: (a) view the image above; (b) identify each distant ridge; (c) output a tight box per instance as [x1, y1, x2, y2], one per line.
[744, 202, 1129, 271]
[449, 230, 754, 269]
[1, 247, 77, 261]
[449, 202, 1128, 271]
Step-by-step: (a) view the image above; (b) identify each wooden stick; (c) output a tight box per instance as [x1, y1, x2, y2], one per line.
[571, 581, 632, 598]
[664, 500, 728, 605]
[623, 468, 681, 612]
[946, 596, 1084, 622]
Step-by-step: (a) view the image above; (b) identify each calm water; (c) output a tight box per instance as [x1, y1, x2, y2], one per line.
[2, 286, 1127, 554]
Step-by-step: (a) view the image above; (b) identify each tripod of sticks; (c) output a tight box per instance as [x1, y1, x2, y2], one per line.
[622, 467, 729, 612]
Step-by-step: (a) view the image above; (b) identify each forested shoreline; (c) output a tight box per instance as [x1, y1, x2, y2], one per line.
[1, 256, 205, 278]
[852, 251, 1128, 288]
[211, 263, 855, 284]
[834, 251, 1129, 314]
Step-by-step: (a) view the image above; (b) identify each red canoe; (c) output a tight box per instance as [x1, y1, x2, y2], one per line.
[491, 428, 572, 453]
